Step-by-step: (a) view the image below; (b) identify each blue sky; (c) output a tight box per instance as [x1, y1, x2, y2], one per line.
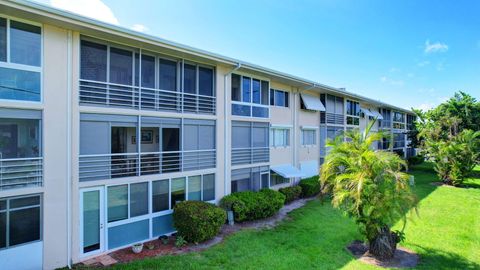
[37, 0, 480, 110]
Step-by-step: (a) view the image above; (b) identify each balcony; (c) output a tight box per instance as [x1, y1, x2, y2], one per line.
[231, 147, 269, 166]
[79, 150, 216, 182]
[79, 80, 216, 115]
[0, 157, 43, 190]
[321, 112, 344, 125]
[379, 120, 392, 129]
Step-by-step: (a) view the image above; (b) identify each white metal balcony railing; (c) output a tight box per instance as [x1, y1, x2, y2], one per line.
[321, 112, 344, 125]
[0, 157, 43, 190]
[79, 150, 216, 182]
[231, 147, 269, 165]
[79, 80, 216, 114]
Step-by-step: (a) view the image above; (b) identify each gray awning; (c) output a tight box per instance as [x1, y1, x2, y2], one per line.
[270, 164, 305, 178]
[370, 110, 384, 120]
[300, 94, 326, 111]
[360, 107, 375, 117]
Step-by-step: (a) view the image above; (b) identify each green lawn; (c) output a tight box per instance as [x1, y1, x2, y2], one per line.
[107, 163, 480, 270]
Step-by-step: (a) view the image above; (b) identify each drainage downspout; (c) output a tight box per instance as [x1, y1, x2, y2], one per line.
[223, 63, 241, 197]
[66, 30, 73, 269]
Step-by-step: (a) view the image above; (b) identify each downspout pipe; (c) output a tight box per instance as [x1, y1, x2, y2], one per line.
[66, 30, 72, 269]
[223, 63, 241, 197]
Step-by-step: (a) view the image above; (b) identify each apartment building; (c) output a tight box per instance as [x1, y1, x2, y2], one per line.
[0, 1, 416, 269]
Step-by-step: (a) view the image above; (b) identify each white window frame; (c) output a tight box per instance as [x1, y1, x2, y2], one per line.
[270, 126, 290, 148]
[346, 99, 360, 126]
[231, 73, 270, 118]
[0, 14, 43, 103]
[301, 127, 317, 147]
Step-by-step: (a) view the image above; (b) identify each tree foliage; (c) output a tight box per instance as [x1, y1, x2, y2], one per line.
[320, 121, 416, 260]
[416, 91, 480, 185]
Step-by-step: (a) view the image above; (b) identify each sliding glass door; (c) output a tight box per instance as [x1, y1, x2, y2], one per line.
[80, 187, 105, 256]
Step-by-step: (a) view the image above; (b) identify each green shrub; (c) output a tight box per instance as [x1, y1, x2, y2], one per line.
[407, 155, 424, 166]
[299, 176, 321, 197]
[219, 189, 285, 222]
[278, 186, 302, 204]
[173, 201, 226, 243]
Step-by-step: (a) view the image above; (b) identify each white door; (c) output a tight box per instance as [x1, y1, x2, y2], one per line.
[80, 187, 105, 256]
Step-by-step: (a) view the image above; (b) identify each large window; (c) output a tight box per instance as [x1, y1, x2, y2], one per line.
[231, 166, 269, 192]
[0, 17, 41, 102]
[0, 195, 42, 249]
[393, 111, 405, 129]
[407, 114, 416, 130]
[346, 100, 360, 126]
[320, 94, 344, 125]
[107, 182, 149, 223]
[270, 127, 290, 147]
[301, 129, 316, 146]
[231, 74, 269, 118]
[270, 89, 289, 107]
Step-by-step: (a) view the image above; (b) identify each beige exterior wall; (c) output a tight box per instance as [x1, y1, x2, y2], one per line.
[297, 90, 320, 164]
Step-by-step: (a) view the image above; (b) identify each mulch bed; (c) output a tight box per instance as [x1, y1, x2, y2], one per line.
[104, 198, 313, 265]
[346, 240, 419, 268]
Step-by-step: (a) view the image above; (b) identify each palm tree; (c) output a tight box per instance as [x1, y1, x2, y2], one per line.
[320, 120, 416, 260]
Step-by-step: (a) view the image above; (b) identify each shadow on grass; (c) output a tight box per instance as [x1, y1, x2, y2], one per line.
[410, 244, 480, 270]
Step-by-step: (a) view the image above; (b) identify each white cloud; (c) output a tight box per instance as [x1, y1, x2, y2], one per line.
[380, 76, 404, 86]
[417, 60, 430, 67]
[50, 0, 119, 25]
[424, 40, 448, 54]
[131, 24, 149, 33]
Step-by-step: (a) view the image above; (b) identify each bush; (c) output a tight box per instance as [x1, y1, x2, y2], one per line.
[278, 186, 302, 204]
[173, 201, 226, 243]
[299, 176, 321, 197]
[219, 189, 285, 222]
[407, 155, 424, 166]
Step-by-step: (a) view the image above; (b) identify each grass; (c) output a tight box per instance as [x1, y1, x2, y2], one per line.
[96, 163, 480, 269]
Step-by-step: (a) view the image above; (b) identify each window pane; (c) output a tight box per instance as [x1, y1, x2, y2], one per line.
[284, 92, 289, 107]
[231, 74, 241, 101]
[141, 54, 155, 88]
[203, 174, 215, 201]
[108, 185, 128, 222]
[10, 21, 41, 67]
[171, 177, 185, 208]
[252, 106, 268, 118]
[0, 18, 6, 62]
[0, 200, 5, 210]
[198, 125, 215, 150]
[130, 182, 148, 217]
[80, 40, 107, 81]
[159, 59, 177, 91]
[199, 67, 213, 96]
[252, 79, 261, 104]
[261, 81, 269, 105]
[232, 124, 251, 148]
[9, 206, 40, 246]
[152, 180, 169, 212]
[183, 64, 196, 94]
[110, 47, 133, 85]
[252, 126, 268, 147]
[270, 89, 274, 105]
[188, 175, 201, 201]
[10, 196, 40, 209]
[0, 212, 5, 248]
[0, 118, 41, 158]
[134, 53, 139, 86]
[232, 104, 251, 117]
[242, 77, 251, 102]
[275, 90, 285, 107]
[0, 67, 41, 101]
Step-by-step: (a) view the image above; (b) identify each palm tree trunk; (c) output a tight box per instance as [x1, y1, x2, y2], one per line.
[368, 227, 399, 260]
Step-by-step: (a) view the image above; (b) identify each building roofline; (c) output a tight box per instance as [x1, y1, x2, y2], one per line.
[3, 0, 413, 114]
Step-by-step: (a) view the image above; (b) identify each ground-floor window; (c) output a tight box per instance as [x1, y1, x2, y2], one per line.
[269, 172, 289, 186]
[231, 166, 269, 192]
[0, 194, 41, 249]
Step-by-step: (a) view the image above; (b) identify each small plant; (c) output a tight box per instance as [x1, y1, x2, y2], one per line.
[145, 243, 155, 250]
[175, 236, 187, 248]
[161, 237, 169, 245]
[131, 243, 143, 254]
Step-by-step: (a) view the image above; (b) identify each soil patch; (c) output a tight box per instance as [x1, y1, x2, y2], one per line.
[347, 240, 419, 268]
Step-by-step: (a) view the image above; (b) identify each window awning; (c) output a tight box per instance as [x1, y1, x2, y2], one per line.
[370, 110, 384, 120]
[360, 107, 375, 117]
[300, 94, 326, 111]
[270, 164, 305, 178]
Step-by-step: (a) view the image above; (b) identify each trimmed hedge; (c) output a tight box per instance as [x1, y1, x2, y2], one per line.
[173, 201, 226, 243]
[279, 186, 302, 204]
[219, 189, 285, 222]
[299, 176, 321, 197]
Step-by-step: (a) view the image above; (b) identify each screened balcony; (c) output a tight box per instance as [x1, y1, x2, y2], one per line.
[79, 39, 215, 115]
[231, 121, 269, 166]
[79, 115, 216, 182]
[0, 115, 42, 190]
[320, 94, 345, 125]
